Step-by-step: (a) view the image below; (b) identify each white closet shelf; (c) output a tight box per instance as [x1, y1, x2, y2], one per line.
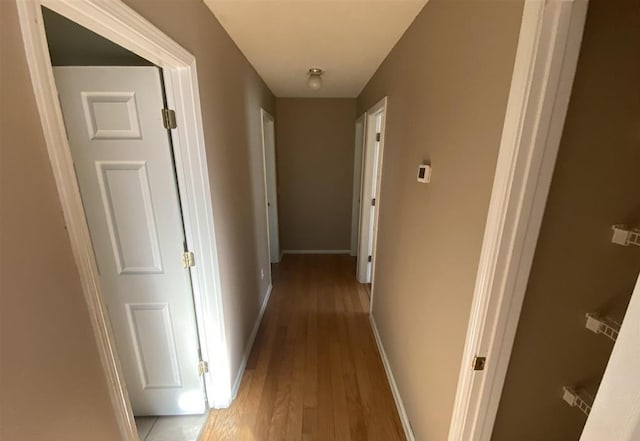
[562, 387, 593, 417]
[585, 313, 620, 342]
[611, 225, 640, 247]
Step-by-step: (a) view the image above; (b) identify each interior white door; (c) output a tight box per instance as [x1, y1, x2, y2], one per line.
[357, 110, 384, 283]
[580, 271, 640, 441]
[261, 110, 280, 263]
[54, 66, 204, 416]
[366, 113, 384, 281]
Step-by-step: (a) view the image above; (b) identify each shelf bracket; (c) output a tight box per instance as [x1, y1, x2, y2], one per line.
[562, 387, 592, 416]
[585, 313, 620, 342]
[611, 225, 640, 247]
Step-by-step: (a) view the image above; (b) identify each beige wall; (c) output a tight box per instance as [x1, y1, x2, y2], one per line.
[275, 98, 357, 251]
[357, 0, 523, 439]
[0, 2, 121, 439]
[492, 1, 640, 440]
[1, 0, 274, 438]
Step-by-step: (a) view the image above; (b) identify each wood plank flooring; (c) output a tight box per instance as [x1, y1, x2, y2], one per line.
[200, 254, 406, 441]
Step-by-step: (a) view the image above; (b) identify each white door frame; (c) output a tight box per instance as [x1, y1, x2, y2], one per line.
[448, 1, 588, 440]
[17, 1, 231, 439]
[350, 114, 366, 256]
[260, 108, 280, 264]
[356, 97, 387, 291]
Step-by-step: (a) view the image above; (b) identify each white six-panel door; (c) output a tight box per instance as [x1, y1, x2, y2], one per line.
[54, 66, 204, 416]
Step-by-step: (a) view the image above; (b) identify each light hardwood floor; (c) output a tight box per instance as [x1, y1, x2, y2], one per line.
[200, 254, 406, 441]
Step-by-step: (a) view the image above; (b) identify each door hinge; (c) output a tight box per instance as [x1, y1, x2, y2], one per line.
[472, 356, 486, 371]
[182, 251, 195, 268]
[162, 108, 177, 129]
[198, 360, 209, 376]
[367, 255, 372, 262]
[371, 198, 376, 206]
[376, 132, 381, 142]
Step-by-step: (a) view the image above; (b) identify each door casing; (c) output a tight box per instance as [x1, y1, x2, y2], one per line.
[17, 1, 230, 439]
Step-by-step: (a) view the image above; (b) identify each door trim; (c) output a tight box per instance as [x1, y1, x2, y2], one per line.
[16, 1, 230, 439]
[448, 1, 588, 440]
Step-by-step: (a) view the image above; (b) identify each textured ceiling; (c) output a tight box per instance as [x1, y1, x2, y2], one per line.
[204, 0, 428, 97]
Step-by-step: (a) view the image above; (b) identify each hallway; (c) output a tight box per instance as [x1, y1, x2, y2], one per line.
[201, 255, 406, 441]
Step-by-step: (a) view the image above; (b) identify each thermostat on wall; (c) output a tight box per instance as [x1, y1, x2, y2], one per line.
[417, 164, 431, 183]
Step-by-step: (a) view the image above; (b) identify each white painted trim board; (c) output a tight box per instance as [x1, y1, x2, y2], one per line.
[369, 316, 416, 441]
[229, 284, 272, 403]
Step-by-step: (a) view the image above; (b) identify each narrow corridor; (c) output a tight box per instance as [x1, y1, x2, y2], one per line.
[201, 255, 406, 441]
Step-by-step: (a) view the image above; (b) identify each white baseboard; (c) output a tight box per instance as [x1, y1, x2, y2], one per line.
[229, 283, 272, 401]
[369, 315, 415, 441]
[281, 249, 351, 255]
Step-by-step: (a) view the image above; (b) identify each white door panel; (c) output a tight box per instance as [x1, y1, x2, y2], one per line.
[54, 66, 204, 416]
[97, 162, 163, 274]
[581, 272, 640, 441]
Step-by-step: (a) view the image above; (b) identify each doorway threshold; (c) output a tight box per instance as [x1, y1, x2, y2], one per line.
[135, 415, 207, 441]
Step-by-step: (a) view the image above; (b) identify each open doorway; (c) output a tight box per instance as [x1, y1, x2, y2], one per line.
[447, 2, 640, 439]
[260, 109, 281, 265]
[350, 114, 366, 257]
[356, 98, 387, 288]
[43, 8, 207, 441]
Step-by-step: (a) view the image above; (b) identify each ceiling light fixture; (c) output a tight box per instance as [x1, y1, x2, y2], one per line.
[307, 68, 323, 90]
